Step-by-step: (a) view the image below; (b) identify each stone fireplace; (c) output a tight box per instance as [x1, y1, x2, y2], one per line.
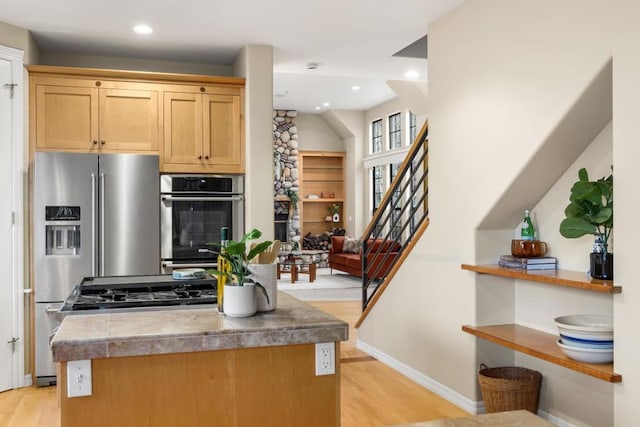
[273, 110, 300, 245]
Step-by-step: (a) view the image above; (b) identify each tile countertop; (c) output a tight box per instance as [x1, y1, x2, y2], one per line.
[50, 292, 348, 362]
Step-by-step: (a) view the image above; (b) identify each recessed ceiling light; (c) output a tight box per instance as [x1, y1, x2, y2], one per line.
[404, 70, 420, 79]
[133, 24, 153, 35]
[322, 102, 330, 107]
[351, 85, 360, 91]
[315, 106, 321, 110]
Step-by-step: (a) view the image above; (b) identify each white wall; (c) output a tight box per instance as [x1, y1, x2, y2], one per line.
[233, 45, 274, 240]
[323, 110, 366, 236]
[610, 0, 640, 422]
[357, 1, 640, 425]
[0, 21, 39, 64]
[295, 114, 344, 152]
[40, 52, 232, 76]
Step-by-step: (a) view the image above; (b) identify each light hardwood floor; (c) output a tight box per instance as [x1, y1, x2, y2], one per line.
[0, 300, 467, 427]
[309, 301, 469, 427]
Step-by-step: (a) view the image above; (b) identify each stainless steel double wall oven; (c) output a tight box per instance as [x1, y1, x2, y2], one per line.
[160, 175, 244, 272]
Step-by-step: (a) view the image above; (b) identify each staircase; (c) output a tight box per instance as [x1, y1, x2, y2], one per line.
[356, 121, 429, 327]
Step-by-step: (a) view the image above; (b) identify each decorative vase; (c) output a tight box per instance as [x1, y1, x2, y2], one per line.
[590, 234, 613, 280]
[223, 284, 257, 317]
[332, 213, 340, 223]
[248, 263, 277, 312]
[590, 252, 613, 280]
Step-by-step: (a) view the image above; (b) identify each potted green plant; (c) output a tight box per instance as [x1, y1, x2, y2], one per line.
[207, 229, 272, 317]
[559, 167, 613, 279]
[286, 188, 299, 215]
[328, 203, 341, 223]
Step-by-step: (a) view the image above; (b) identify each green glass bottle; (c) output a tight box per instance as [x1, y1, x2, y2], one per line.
[520, 210, 535, 240]
[217, 226, 230, 313]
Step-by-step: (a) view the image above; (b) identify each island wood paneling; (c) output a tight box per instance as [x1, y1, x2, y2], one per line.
[58, 343, 340, 427]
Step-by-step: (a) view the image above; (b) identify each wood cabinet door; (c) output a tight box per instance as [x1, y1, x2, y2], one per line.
[163, 92, 203, 166]
[202, 93, 244, 173]
[98, 88, 159, 153]
[35, 85, 99, 151]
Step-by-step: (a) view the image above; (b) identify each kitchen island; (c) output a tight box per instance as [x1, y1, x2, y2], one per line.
[51, 292, 348, 427]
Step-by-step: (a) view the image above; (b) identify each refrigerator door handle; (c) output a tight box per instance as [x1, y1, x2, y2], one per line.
[100, 172, 105, 276]
[91, 173, 97, 277]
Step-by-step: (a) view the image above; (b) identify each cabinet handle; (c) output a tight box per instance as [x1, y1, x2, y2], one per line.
[200, 87, 205, 93]
[205, 155, 209, 160]
[100, 140, 105, 145]
[93, 140, 98, 145]
[95, 81, 101, 87]
[197, 155, 202, 160]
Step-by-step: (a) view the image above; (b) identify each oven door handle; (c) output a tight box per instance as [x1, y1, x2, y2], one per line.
[161, 195, 243, 202]
[162, 261, 218, 268]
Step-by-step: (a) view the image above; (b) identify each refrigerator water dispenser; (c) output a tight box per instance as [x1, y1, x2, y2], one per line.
[45, 206, 81, 256]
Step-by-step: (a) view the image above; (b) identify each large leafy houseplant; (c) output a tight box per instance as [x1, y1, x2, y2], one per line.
[207, 228, 272, 302]
[559, 167, 613, 251]
[559, 167, 613, 279]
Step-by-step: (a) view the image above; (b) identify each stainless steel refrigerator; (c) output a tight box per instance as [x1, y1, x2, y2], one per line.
[33, 152, 160, 386]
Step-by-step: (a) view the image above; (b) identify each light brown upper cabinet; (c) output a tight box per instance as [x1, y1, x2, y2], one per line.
[162, 86, 244, 174]
[31, 77, 159, 154]
[28, 66, 245, 172]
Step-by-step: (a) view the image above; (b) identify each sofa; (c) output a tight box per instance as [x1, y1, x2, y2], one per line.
[328, 235, 402, 279]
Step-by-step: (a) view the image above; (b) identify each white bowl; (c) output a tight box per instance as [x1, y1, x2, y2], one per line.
[557, 339, 613, 364]
[559, 335, 614, 350]
[554, 314, 613, 341]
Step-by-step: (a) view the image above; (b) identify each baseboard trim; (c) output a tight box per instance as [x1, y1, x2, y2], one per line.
[356, 340, 573, 425]
[22, 374, 32, 387]
[356, 340, 482, 414]
[537, 410, 575, 427]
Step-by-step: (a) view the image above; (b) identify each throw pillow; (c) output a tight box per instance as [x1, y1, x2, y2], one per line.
[342, 236, 361, 254]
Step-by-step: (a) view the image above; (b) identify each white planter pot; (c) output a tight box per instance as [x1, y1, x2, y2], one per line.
[248, 263, 277, 312]
[223, 284, 257, 318]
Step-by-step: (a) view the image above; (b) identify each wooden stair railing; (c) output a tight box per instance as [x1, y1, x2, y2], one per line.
[355, 121, 430, 328]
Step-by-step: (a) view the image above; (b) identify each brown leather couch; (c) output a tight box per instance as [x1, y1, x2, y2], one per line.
[328, 235, 401, 279]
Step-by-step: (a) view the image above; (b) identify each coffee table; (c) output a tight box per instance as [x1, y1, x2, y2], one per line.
[277, 258, 317, 283]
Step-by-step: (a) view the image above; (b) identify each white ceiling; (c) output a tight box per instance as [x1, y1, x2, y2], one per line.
[0, 0, 463, 113]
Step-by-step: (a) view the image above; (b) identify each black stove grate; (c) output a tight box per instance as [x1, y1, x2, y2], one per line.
[61, 275, 217, 312]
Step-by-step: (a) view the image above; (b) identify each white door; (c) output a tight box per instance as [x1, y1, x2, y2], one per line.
[0, 56, 16, 392]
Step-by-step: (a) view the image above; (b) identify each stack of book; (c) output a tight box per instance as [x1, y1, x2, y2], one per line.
[498, 255, 557, 270]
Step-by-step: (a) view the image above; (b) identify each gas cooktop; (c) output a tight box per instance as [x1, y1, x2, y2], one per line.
[60, 274, 217, 313]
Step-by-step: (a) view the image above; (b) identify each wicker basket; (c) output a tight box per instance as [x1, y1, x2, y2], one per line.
[478, 364, 542, 414]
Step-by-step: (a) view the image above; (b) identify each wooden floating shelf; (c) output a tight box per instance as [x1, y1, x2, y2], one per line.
[462, 324, 621, 383]
[461, 264, 620, 294]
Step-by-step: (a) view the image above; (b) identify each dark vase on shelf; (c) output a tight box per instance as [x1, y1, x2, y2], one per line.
[590, 252, 613, 280]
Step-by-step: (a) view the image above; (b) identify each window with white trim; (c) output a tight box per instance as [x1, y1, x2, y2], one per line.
[388, 113, 401, 149]
[409, 111, 417, 145]
[371, 119, 382, 153]
[372, 165, 383, 213]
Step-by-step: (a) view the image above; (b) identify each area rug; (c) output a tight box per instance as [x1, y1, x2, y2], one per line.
[277, 268, 362, 301]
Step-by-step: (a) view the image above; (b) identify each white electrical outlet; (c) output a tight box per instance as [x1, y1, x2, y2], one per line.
[315, 342, 335, 375]
[67, 359, 92, 397]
